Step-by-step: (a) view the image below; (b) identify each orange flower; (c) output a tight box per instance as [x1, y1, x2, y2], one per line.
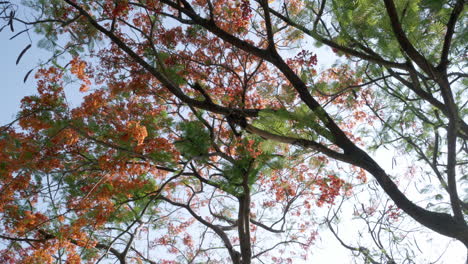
[126, 121, 148, 145]
[70, 57, 92, 92]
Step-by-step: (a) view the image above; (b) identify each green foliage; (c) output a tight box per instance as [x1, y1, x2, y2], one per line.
[254, 106, 333, 141]
[24, 0, 101, 55]
[320, 0, 458, 61]
[175, 121, 211, 160]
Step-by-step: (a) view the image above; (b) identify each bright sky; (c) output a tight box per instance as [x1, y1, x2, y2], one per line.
[0, 27, 38, 124]
[0, 5, 466, 264]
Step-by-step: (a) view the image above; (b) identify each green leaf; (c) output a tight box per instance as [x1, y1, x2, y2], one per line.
[175, 121, 210, 160]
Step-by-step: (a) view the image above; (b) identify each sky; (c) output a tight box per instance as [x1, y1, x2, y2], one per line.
[0, 2, 466, 264]
[0, 26, 39, 124]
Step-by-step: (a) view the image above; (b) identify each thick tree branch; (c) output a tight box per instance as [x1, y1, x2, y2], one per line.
[159, 196, 241, 264]
[439, 0, 465, 69]
[245, 124, 350, 163]
[382, 0, 435, 75]
[258, 0, 275, 50]
[268, 7, 408, 70]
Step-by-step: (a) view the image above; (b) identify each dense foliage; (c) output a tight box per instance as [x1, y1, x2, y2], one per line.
[0, 0, 466, 263]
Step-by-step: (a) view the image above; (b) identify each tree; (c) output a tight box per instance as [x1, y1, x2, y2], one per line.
[0, 0, 466, 263]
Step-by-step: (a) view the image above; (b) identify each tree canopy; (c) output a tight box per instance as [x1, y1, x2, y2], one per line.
[0, 0, 466, 263]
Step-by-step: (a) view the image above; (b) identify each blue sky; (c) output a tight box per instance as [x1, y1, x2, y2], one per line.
[0, 26, 40, 124]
